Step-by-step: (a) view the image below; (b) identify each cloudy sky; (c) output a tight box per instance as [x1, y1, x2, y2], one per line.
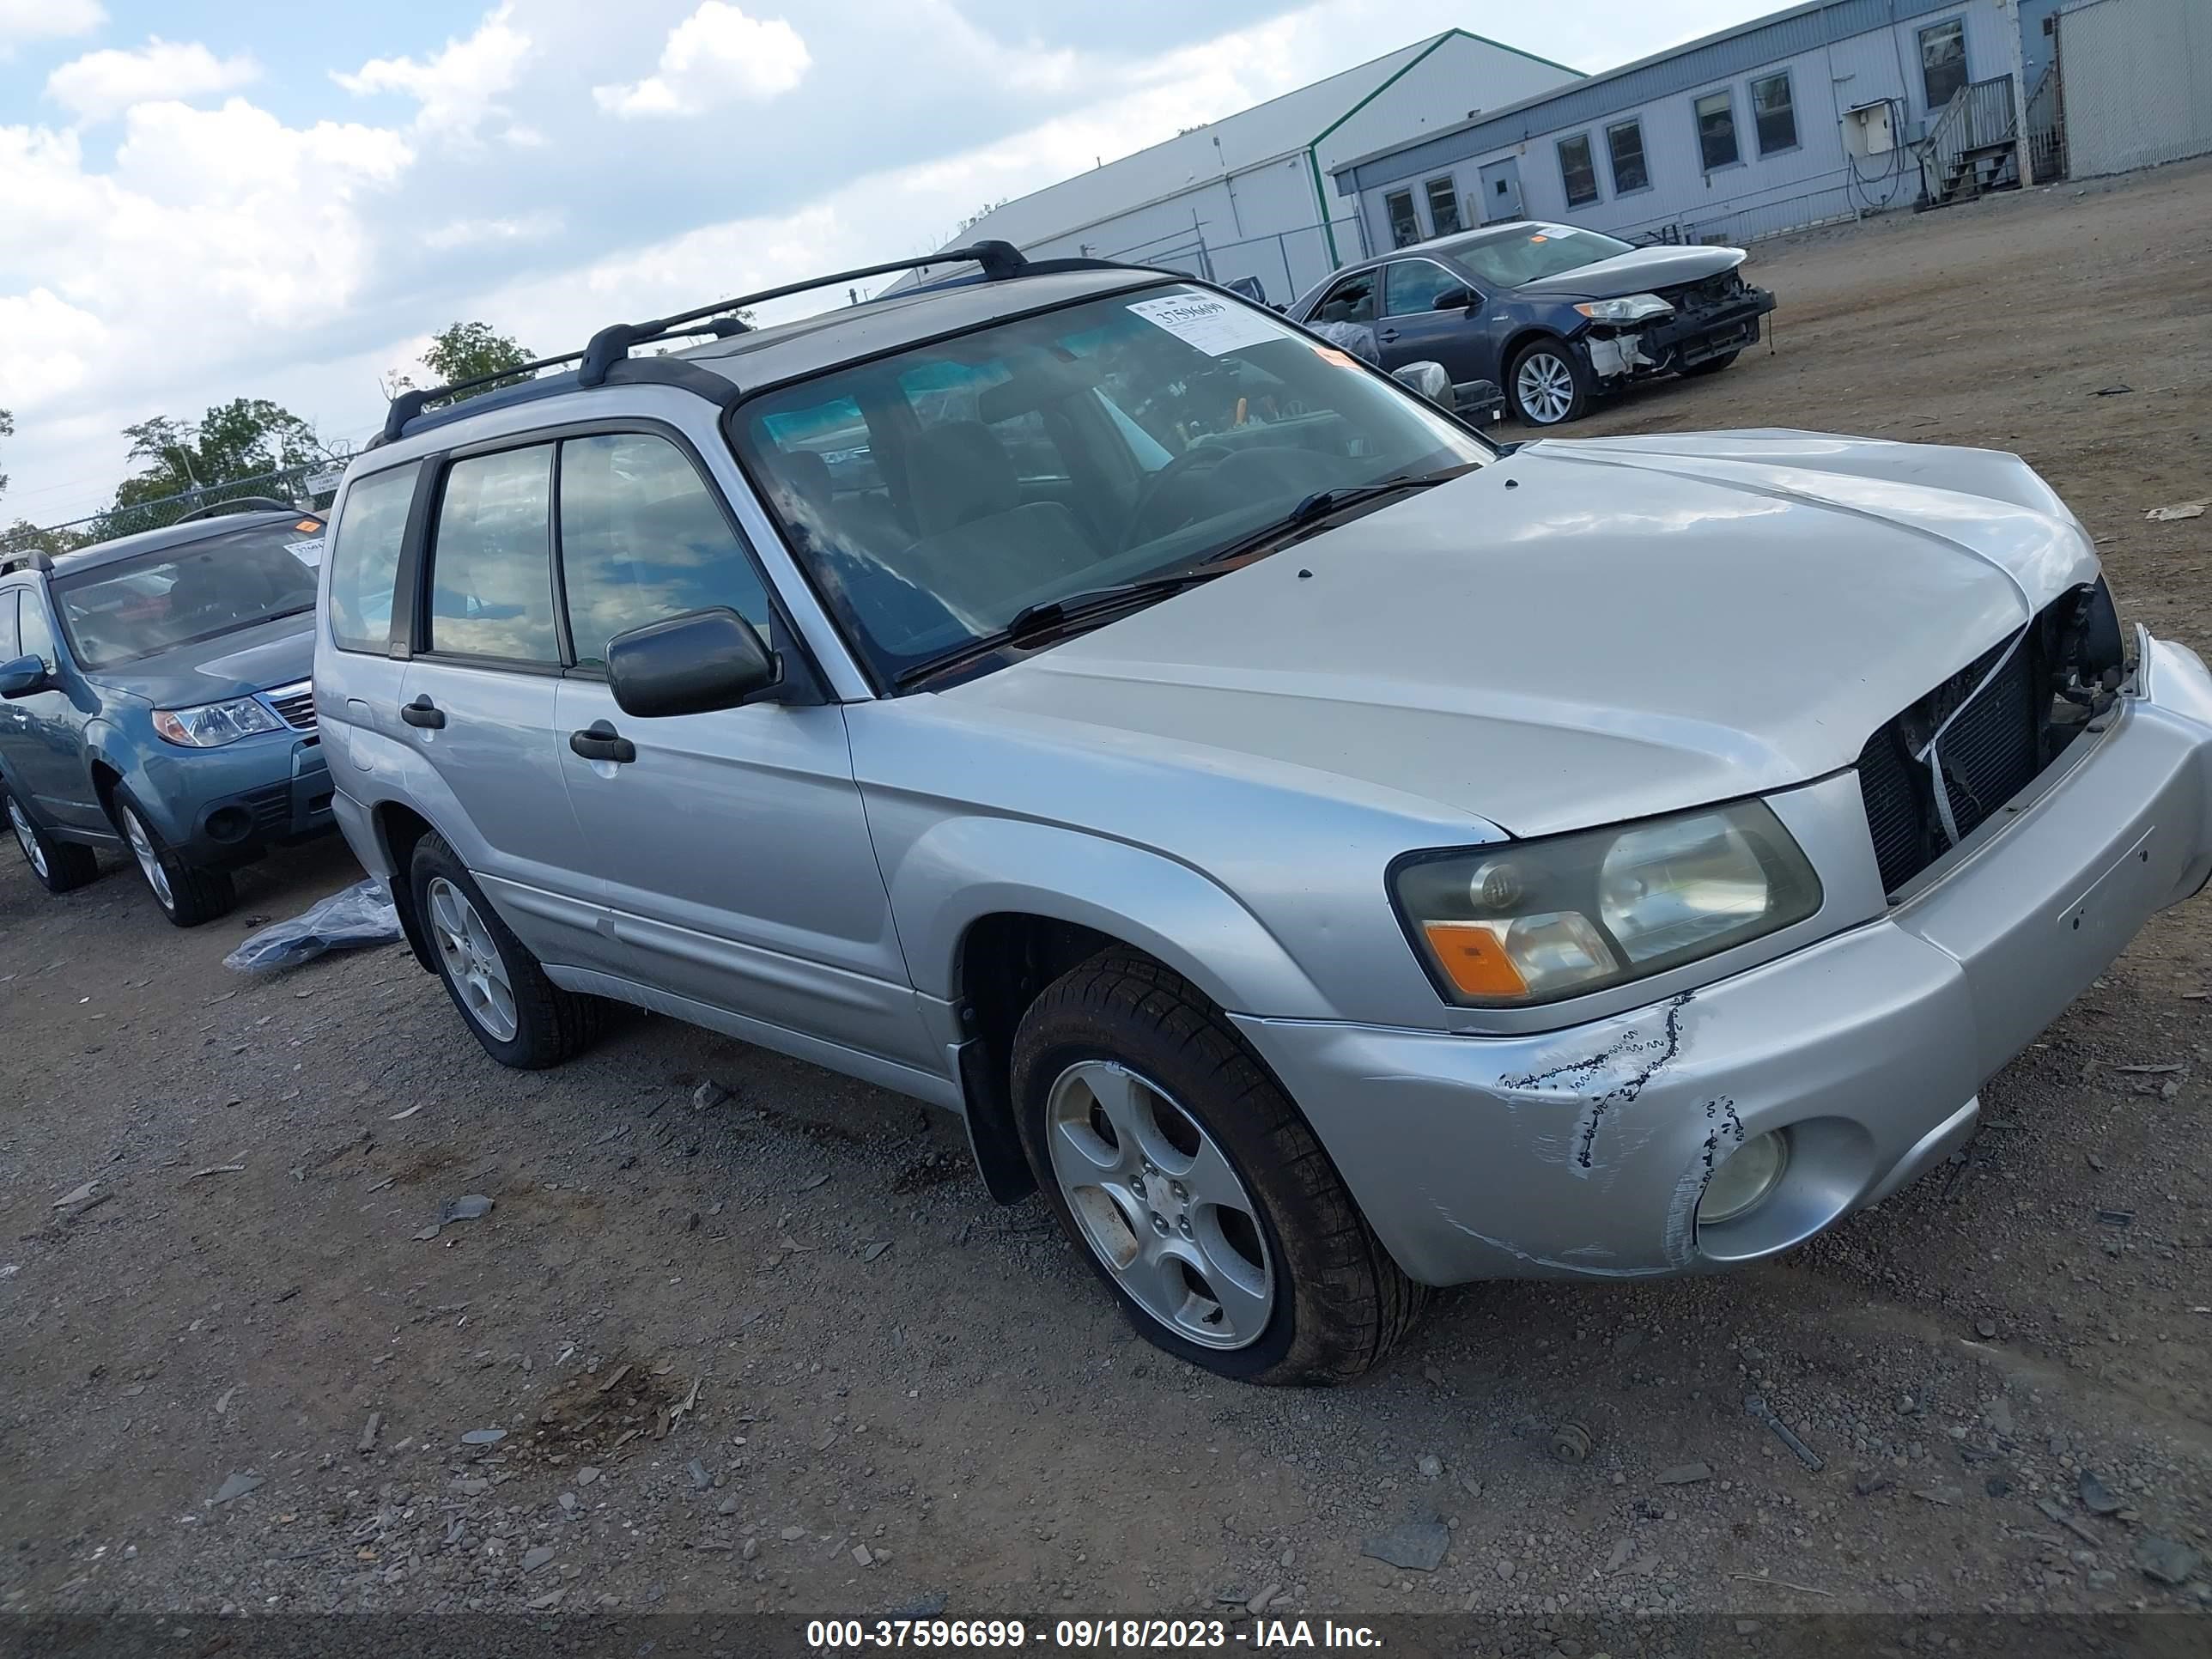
[0, 0, 1769, 523]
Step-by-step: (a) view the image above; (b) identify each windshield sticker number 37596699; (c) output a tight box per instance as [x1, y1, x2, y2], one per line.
[1127, 294, 1287, 357]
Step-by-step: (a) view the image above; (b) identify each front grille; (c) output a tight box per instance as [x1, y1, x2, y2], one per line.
[264, 681, 315, 732]
[1657, 270, 1750, 312]
[1855, 631, 2047, 896]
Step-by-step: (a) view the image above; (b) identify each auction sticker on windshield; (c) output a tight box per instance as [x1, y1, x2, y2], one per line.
[285, 538, 326, 568]
[1127, 294, 1286, 356]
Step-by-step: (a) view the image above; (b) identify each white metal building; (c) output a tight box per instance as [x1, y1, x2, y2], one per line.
[894, 30, 1582, 307]
[1331, 0, 2045, 253]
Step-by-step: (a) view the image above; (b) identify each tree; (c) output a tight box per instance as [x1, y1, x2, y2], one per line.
[0, 406, 12, 501]
[389, 321, 535, 403]
[112, 400, 335, 511]
[2, 520, 94, 558]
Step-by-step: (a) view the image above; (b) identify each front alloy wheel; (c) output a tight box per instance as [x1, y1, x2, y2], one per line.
[1510, 341, 1589, 427]
[1044, 1060, 1274, 1350]
[116, 795, 234, 925]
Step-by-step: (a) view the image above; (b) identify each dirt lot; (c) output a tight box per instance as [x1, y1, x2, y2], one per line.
[4, 161, 2211, 1635]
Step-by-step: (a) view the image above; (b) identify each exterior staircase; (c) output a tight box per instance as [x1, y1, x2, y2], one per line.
[1918, 75, 2023, 208]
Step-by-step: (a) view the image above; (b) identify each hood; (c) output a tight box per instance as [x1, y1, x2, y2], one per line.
[941, 430, 2097, 839]
[1515, 244, 1744, 300]
[83, 611, 314, 708]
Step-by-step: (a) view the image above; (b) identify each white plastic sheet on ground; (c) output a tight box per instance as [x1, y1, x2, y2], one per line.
[222, 878, 403, 974]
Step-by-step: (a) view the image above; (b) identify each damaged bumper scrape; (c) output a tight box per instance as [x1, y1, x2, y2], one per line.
[1231, 630, 2212, 1286]
[1583, 285, 1777, 384]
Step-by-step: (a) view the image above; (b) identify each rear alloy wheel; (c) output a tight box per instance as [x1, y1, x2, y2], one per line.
[1012, 950, 1425, 1383]
[118, 795, 234, 926]
[410, 832, 607, 1069]
[5, 786, 98, 893]
[1509, 339, 1590, 427]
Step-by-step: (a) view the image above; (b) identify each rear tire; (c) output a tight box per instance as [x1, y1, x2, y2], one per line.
[410, 832, 606, 1069]
[1680, 350, 1741, 378]
[1012, 950, 1424, 1384]
[5, 784, 99, 893]
[1508, 337, 1590, 427]
[117, 793, 234, 926]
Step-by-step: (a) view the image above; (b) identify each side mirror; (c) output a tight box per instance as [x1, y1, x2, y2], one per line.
[0, 654, 48, 698]
[1390, 361, 1454, 409]
[605, 608, 778, 719]
[1433, 286, 1477, 312]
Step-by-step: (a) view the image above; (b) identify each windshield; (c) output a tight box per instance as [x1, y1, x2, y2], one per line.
[53, 520, 325, 670]
[733, 283, 1487, 687]
[1450, 224, 1634, 290]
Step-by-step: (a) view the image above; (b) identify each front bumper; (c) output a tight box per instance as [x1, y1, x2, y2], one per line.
[1234, 632, 2212, 1286]
[173, 737, 335, 864]
[1584, 288, 1777, 382]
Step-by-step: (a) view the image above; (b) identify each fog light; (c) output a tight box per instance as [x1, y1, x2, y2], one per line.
[1698, 1130, 1788, 1225]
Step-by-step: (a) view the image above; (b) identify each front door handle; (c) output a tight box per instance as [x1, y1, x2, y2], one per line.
[400, 696, 446, 729]
[569, 720, 635, 764]
[1378, 326, 1401, 342]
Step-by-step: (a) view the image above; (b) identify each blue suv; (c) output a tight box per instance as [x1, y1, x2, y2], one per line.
[0, 501, 338, 924]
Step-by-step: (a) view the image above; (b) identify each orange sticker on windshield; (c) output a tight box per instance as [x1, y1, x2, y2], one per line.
[295, 519, 323, 532]
[1529, 234, 1549, 243]
[1310, 345, 1356, 368]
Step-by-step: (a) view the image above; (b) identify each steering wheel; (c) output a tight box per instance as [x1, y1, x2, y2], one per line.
[1121, 442, 1237, 550]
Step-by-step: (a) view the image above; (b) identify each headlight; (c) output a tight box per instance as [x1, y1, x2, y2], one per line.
[1574, 294, 1674, 324]
[1392, 801, 1822, 1006]
[152, 696, 285, 747]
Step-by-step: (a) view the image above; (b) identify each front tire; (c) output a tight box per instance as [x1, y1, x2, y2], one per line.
[1679, 349, 1741, 378]
[5, 784, 99, 893]
[1509, 337, 1591, 427]
[117, 793, 234, 926]
[410, 832, 605, 1069]
[1011, 951, 1424, 1384]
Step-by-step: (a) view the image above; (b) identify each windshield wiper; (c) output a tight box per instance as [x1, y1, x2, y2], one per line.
[895, 569, 1224, 690]
[1195, 469, 1468, 569]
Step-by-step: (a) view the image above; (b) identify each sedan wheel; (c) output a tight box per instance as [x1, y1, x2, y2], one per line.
[1512, 346, 1583, 426]
[1044, 1060, 1274, 1351]
[426, 874, 519, 1042]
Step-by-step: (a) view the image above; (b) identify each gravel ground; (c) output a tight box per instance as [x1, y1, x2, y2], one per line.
[3, 161, 2210, 1632]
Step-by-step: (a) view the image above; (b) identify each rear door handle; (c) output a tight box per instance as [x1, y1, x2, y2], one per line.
[400, 696, 446, 729]
[569, 720, 635, 764]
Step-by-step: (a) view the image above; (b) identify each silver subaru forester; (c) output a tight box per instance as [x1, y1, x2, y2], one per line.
[313, 243, 2212, 1383]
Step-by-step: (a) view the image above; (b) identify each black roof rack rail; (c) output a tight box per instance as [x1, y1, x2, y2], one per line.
[374, 240, 1032, 445]
[173, 495, 306, 525]
[1, 549, 55, 575]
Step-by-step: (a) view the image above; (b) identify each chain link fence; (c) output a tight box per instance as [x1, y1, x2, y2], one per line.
[1093, 220, 1364, 311]
[2056, 0, 2212, 179]
[5, 459, 346, 556]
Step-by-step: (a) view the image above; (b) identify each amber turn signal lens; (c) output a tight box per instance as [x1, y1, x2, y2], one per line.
[1421, 921, 1528, 998]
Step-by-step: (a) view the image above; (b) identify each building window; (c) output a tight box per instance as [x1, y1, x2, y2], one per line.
[1556, 133, 1600, 208]
[1750, 70, 1798, 155]
[1606, 119, 1650, 193]
[1919, 18, 1967, 111]
[1694, 89, 1740, 171]
[1423, 176, 1462, 236]
[1383, 189, 1420, 248]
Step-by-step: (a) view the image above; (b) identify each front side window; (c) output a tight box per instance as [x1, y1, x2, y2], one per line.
[1384, 189, 1420, 248]
[328, 464, 416, 654]
[1751, 71, 1798, 154]
[1311, 270, 1377, 325]
[557, 432, 771, 668]
[52, 521, 324, 671]
[733, 284, 1486, 687]
[1450, 223, 1635, 290]
[1423, 176, 1462, 236]
[1920, 19, 1967, 111]
[16, 590, 55, 665]
[1695, 89, 1740, 170]
[0, 590, 20, 661]
[425, 446, 558, 664]
[1556, 134, 1600, 208]
[1382, 259, 1466, 317]
[1607, 120, 1650, 193]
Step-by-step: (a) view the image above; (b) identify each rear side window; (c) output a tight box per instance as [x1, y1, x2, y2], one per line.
[328, 465, 416, 654]
[556, 433, 772, 667]
[426, 446, 559, 664]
